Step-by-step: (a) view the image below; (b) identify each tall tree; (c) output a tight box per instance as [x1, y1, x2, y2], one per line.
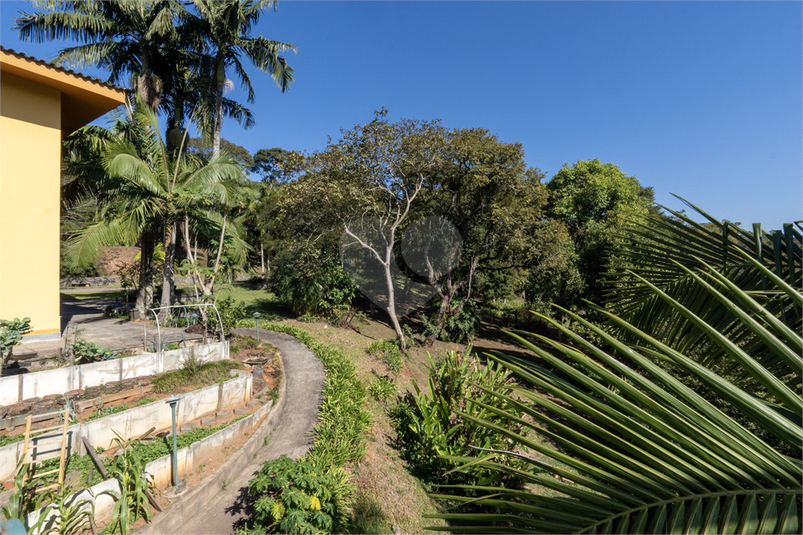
[544, 158, 656, 306]
[64, 101, 247, 320]
[190, 0, 295, 156]
[15, 0, 182, 111]
[413, 128, 553, 345]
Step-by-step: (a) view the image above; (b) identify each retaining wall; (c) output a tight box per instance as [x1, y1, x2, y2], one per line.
[22, 398, 274, 535]
[0, 342, 229, 407]
[0, 370, 252, 482]
[23, 478, 120, 535]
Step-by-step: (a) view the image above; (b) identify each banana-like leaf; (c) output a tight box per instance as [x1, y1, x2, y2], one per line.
[426, 236, 802, 533]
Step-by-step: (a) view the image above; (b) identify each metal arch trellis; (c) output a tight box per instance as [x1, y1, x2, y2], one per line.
[146, 303, 225, 352]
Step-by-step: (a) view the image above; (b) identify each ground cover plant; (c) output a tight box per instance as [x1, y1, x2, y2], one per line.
[151, 359, 241, 393]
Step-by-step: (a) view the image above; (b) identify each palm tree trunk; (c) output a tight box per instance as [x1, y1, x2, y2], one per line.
[213, 81, 224, 157]
[159, 219, 177, 322]
[135, 229, 157, 320]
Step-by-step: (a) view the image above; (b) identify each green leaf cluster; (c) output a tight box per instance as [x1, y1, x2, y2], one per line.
[73, 339, 117, 364]
[249, 455, 352, 535]
[393, 348, 524, 490]
[0, 317, 32, 374]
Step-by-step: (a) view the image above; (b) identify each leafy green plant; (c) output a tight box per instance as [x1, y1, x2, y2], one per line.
[73, 339, 117, 364]
[248, 455, 352, 534]
[368, 375, 395, 403]
[441, 299, 482, 343]
[392, 348, 523, 489]
[367, 339, 404, 374]
[102, 433, 154, 535]
[271, 247, 356, 316]
[88, 398, 128, 421]
[298, 312, 318, 323]
[0, 317, 31, 375]
[41, 485, 95, 535]
[1, 459, 51, 527]
[427, 242, 802, 533]
[213, 295, 248, 336]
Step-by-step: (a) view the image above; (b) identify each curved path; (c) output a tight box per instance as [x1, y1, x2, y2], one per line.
[146, 328, 324, 535]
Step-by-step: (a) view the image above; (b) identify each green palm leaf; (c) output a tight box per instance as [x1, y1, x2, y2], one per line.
[428, 236, 802, 533]
[605, 196, 801, 392]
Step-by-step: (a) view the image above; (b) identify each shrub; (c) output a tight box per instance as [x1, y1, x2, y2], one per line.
[213, 295, 248, 336]
[73, 339, 117, 364]
[249, 455, 352, 534]
[271, 247, 356, 315]
[367, 339, 404, 374]
[392, 347, 523, 489]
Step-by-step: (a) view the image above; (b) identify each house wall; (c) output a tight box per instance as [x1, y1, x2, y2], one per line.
[0, 72, 62, 336]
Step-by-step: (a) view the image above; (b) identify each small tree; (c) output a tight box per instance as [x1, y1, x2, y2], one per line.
[0, 317, 31, 376]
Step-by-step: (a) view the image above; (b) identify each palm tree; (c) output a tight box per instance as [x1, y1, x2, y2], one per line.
[425, 216, 801, 533]
[189, 0, 295, 156]
[15, 0, 183, 111]
[65, 100, 247, 321]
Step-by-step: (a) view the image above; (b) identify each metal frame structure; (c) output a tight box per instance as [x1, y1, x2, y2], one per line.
[147, 303, 225, 352]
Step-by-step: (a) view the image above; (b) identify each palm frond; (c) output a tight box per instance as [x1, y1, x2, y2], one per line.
[428, 240, 802, 534]
[605, 196, 802, 390]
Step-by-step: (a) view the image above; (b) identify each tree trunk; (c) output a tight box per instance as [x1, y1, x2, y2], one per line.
[383, 261, 406, 352]
[424, 295, 452, 347]
[158, 219, 177, 322]
[213, 80, 224, 157]
[135, 230, 157, 320]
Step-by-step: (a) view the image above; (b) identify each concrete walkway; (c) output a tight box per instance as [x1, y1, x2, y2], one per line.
[156, 328, 325, 535]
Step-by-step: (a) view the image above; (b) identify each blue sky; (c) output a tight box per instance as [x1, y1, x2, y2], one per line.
[2, 0, 801, 230]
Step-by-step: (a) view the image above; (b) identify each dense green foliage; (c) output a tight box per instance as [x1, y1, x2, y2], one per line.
[531, 158, 656, 311]
[213, 295, 249, 336]
[393, 349, 523, 489]
[248, 455, 352, 534]
[271, 248, 356, 315]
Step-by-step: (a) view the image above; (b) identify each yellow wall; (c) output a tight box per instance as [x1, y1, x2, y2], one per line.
[0, 73, 62, 335]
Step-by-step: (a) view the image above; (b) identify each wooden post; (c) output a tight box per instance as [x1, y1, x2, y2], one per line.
[57, 406, 69, 487]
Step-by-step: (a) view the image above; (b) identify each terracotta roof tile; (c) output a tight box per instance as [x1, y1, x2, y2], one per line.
[0, 45, 127, 93]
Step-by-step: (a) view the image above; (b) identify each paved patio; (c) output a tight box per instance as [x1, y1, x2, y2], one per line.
[12, 298, 207, 365]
